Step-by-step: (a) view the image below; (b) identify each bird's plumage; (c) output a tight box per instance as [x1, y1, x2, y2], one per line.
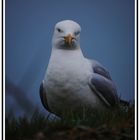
[39, 20, 119, 117]
[88, 60, 118, 107]
[39, 81, 51, 112]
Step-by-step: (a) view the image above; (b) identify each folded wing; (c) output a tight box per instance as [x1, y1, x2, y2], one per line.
[39, 81, 51, 112]
[88, 60, 119, 107]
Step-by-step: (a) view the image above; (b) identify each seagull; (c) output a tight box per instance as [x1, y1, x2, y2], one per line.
[40, 20, 119, 117]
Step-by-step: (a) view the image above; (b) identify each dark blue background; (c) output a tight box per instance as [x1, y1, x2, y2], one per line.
[5, 0, 135, 117]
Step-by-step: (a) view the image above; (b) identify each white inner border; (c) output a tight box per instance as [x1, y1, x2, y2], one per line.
[2, 0, 138, 140]
[0, 1, 2, 140]
[3, 0, 5, 140]
[135, 0, 138, 140]
[137, 0, 139, 139]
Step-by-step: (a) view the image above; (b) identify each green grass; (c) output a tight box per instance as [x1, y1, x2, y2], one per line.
[5, 104, 135, 140]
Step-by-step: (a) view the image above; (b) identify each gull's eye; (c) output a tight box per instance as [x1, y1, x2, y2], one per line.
[57, 28, 63, 33]
[74, 31, 80, 36]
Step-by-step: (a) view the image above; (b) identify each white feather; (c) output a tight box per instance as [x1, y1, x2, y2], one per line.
[43, 20, 105, 115]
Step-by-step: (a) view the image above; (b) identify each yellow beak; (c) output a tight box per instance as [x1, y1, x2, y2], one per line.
[64, 34, 74, 46]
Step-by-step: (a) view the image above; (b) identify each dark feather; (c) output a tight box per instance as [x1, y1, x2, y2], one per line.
[88, 60, 119, 107]
[39, 82, 51, 112]
[94, 65, 112, 80]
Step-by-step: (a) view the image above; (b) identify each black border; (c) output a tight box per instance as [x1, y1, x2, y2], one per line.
[136, 0, 138, 139]
[2, 0, 138, 140]
[2, 0, 3, 139]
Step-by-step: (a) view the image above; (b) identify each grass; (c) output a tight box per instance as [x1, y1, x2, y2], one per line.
[5, 104, 135, 140]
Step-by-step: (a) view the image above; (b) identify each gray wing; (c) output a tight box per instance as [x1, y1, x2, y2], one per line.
[88, 60, 119, 107]
[39, 81, 51, 112]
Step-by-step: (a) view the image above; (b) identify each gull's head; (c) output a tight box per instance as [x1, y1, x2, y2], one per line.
[52, 20, 81, 49]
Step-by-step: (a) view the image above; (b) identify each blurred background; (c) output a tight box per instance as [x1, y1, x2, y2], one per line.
[5, 0, 135, 118]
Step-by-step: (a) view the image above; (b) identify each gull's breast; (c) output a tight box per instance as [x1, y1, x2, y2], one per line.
[43, 51, 103, 114]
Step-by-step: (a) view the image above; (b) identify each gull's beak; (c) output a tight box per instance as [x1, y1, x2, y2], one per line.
[64, 34, 74, 46]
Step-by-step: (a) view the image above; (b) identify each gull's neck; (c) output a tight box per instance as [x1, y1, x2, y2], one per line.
[50, 47, 84, 61]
